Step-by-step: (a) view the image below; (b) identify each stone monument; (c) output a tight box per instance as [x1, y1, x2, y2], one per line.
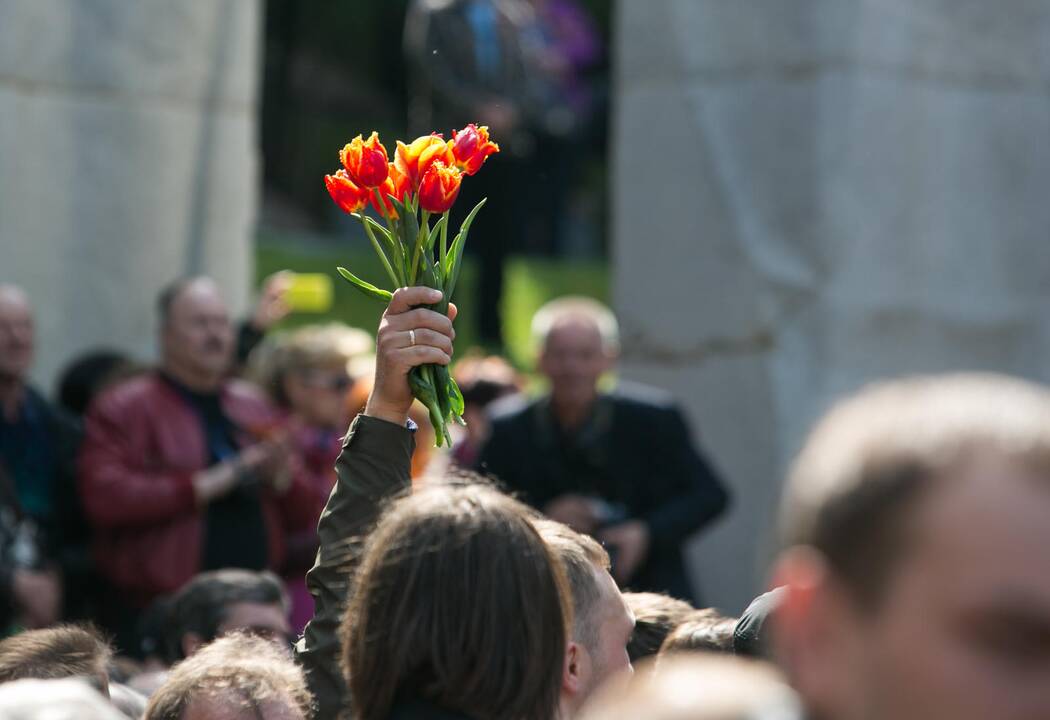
[0, 0, 261, 386]
[614, 0, 1050, 612]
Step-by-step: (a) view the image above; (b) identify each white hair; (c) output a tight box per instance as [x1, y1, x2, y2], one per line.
[531, 296, 620, 356]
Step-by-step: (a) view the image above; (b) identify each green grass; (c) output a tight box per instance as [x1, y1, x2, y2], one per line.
[254, 229, 608, 369]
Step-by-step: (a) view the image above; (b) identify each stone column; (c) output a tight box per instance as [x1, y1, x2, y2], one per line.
[614, 0, 1050, 612]
[0, 0, 261, 386]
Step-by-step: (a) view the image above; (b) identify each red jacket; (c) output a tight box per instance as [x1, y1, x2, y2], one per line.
[78, 372, 317, 606]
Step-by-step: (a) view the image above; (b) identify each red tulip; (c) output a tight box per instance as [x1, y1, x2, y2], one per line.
[451, 124, 499, 175]
[324, 169, 369, 214]
[340, 132, 389, 188]
[395, 134, 454, 189]
[417, 161, 463, 214]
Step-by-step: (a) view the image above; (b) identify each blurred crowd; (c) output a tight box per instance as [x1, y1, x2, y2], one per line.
[0, 269, 733, 717]
[2, 1, 1049, 718]
[2, 272, 1050, 720]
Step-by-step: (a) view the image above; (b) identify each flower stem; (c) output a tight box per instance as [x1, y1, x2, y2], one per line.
[359, 215, 400, 288]
[439, 210, 449, 273]
[411, 210, 430, 286]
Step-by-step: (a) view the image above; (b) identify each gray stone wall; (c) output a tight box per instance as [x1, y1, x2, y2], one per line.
[614, 0, 1050, 612]
[0, 0, 261, 387]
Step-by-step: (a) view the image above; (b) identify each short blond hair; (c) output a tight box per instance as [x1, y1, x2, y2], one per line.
[531, 296, 620, 356]
[144, 633, 313, 719]
[533, 519, 611, 649]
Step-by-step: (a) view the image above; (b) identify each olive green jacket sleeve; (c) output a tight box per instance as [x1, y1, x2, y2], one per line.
[295, 414, 415, 720]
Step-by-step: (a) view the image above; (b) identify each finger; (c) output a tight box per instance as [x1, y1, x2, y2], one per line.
[394, 328, 453, 355]
[448, 303, 458, 322]
[385, 308, 454, 336]
[387, 286, 443, 315]
[392, 346, 452, 368]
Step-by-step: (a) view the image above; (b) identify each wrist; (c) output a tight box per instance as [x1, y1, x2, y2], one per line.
[363, 397, 409, 426]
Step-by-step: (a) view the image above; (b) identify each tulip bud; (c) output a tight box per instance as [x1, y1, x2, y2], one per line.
[324, 169, 369, 214]
[395, 134, 454, 189]
[340, 131, 389, 188]
[417, 161, 463, 214]
[451, 124, 499, 176]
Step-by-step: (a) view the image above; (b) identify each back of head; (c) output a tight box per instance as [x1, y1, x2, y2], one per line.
[0, 625, 111, 694]
[342, 482, 571, 720]
[0, 678, 125, 720]
[165, 569, 288, 662]
[622, 592, 694, 662]
[779, 372, 1050, 604]
[578, 656, 800, 720]
[144, 633, 312, 720]
[658, 608, 737, 656]
[56, 349, 139, 416]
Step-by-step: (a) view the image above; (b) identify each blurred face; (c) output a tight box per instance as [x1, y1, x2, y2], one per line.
[283, 364, 352, 429]
[579, 569, 635, 701]
[161, 280, 233, 387]
[218, 602, 292, 651]
[779, 458, 1050, 720]
[539, 319, 612, 413]
[0, 287, 33, 381]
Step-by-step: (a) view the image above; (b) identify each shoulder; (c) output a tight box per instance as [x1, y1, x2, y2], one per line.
[91, 373, 166, 411]
[82, 374, 176, 435]
[608, 380, 680, 416]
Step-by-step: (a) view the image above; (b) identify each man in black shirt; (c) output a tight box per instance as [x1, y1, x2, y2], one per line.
[477, 297, 728, 602]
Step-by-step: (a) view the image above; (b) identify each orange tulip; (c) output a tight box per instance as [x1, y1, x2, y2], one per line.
[395, 134, 454, 189]
[340, 131, 389, 188]
[370, 162, 411, 218]
[418, 161, 463, 214]
[451, 124, 499, 175]
[324, 169, 369, 214]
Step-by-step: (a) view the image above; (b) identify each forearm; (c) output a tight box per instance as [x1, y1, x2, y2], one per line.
[296, 414, 415, 719]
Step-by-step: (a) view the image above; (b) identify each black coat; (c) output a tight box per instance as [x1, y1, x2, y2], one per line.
[476, 382, 729, 602]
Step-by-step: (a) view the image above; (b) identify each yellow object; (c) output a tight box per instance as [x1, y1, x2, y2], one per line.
[284, 273, 333, 313]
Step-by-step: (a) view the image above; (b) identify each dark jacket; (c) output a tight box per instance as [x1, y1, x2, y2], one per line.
[476, 382, 729, 601]
[77, 373, 316, 605]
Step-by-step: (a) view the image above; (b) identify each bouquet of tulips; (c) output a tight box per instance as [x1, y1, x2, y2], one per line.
[324, 124, 499, 446]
